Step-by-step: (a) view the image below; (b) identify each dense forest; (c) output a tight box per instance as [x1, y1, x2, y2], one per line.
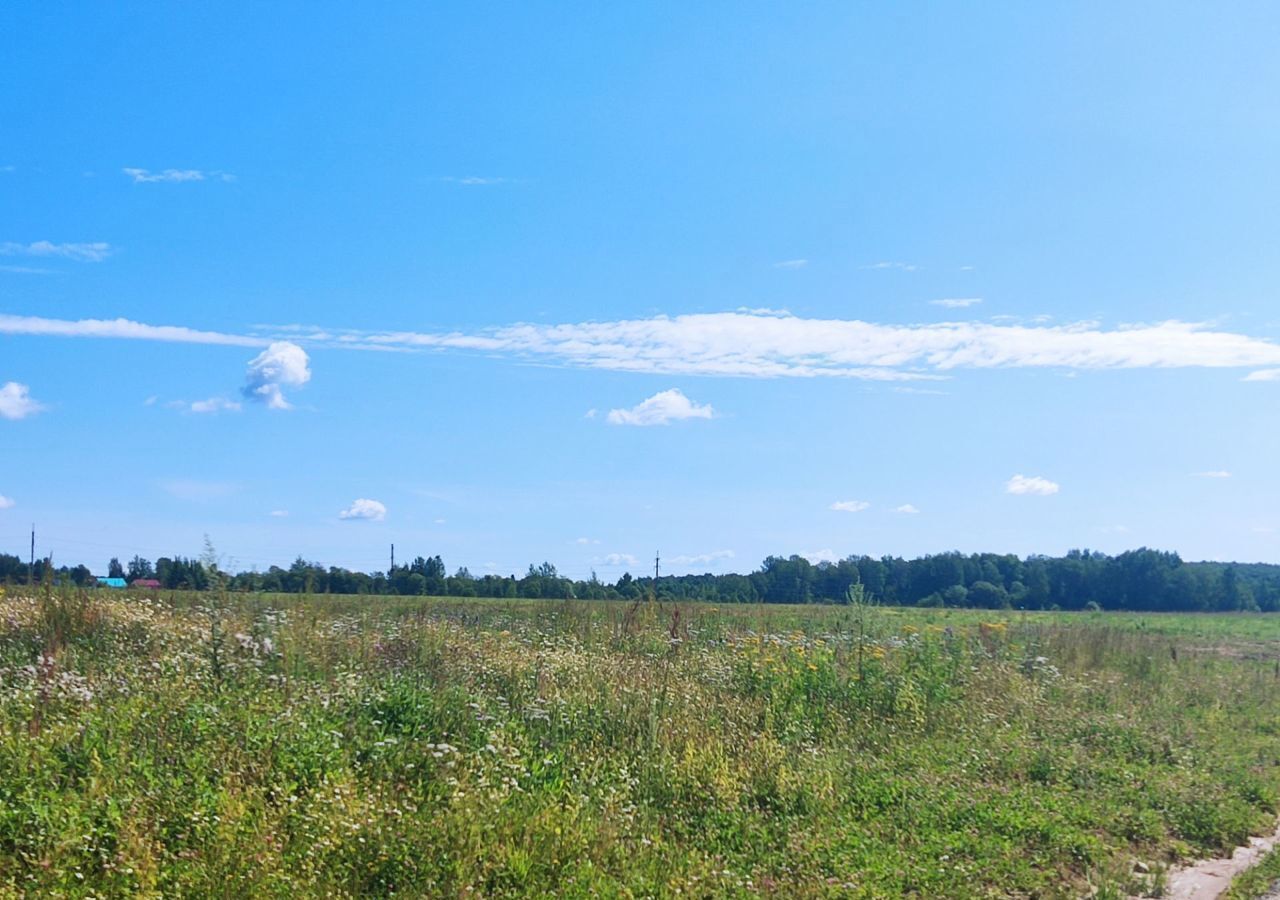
[4, 547, 1280, 612]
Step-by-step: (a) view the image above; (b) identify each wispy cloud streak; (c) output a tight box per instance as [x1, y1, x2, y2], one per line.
[9, 311, 1280, 382]
[0, 314, 264, 347]
[123, 168, 235, 183]
[0, 241, 111, 262]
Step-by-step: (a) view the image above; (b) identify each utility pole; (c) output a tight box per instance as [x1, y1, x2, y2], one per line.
[29, 525, 35, 587]
[390, 543, 395, 573]
[651, 550, 659, 602]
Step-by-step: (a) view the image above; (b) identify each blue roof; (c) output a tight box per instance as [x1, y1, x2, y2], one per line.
[96, 577, 127, 588]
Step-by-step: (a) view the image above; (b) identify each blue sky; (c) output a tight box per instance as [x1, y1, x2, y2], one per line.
[3, 2, 1280, 578]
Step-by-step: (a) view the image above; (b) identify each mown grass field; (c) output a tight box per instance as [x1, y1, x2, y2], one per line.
[3, 589, 1280, 897]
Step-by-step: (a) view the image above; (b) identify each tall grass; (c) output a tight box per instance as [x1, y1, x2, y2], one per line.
[1, 588, 1278, 896]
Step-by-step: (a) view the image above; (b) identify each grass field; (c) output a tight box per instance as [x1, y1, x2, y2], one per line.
[3, 589, 1280, 897]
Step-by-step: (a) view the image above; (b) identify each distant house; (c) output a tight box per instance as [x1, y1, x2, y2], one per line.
[96, 577, 127, 589]
[130, 579, 162, 590]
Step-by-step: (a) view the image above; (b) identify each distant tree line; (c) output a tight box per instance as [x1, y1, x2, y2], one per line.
[3, 547, 1280, 612]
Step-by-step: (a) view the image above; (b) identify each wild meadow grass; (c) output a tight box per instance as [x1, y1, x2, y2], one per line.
[2, 588, 1280, 897]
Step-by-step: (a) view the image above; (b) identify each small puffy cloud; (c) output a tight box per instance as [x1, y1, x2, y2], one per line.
[1244, 369, 1280, 382]
[606, 389, 713, 426]
[123, 167, 235, 184]
[0, 382, 45, 420]
[1194, 470, 1232, 479]
[189, 397, 242, 414]
[242, 341, 311, 409]
[0, 494, 14, 509]
[894, 504, 920, 514]
[574, 537, 600, 545]
[269, 509, 289, 517]
[930, 298, 982, 309]
[670, 550, 735, 566]
[773, 259, 808, 269]
[802, 548, 838, 564]
[602, 553, 638, 567]
[830, 500, 870, 513]
[339, 498, 386, 521]
[1005, 474, 1060, 496]
[0, 241, 112, 262]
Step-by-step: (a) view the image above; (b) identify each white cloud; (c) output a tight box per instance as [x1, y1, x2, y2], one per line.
[339, 498, 387, 521]
[0, 241, 112, 262]
[584, 408, 598, 419]
[862, 261, 919, 271]
[574, 537, 600, 545]
[123, 167, 235, 184]
[669, 550, 735, 566]
[773, 259, 808, 269]
[242, 341, 311, 409]
[0, 314, 263, 347]
[442, 176, 508, 186]
[1005, 474, 1060, 496]
[802, 549, 838, 564]
[434, 518, 446, 524]
[0, 494, 14, 509]
[929, 298, 982, 309]
[188, 397, 242, 414]
[606, 389, 713, 426]
[0, 382, 45, 420]
[1194, 470, 1232, 479]
[894, 504, 920, 514]
[830, 500, 870, 512]
[15, 310, 1280, 384]
[1244, 369, 1280, 382]
[0, 265, 55, 275]
[269, 509, 289, 517]
[159, 479, 239, 501]
[345, 312, 1280, 380]
[601, 553, 638, 567]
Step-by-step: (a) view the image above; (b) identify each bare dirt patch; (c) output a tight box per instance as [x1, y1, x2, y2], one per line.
[1157, 822, 1280, 898]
